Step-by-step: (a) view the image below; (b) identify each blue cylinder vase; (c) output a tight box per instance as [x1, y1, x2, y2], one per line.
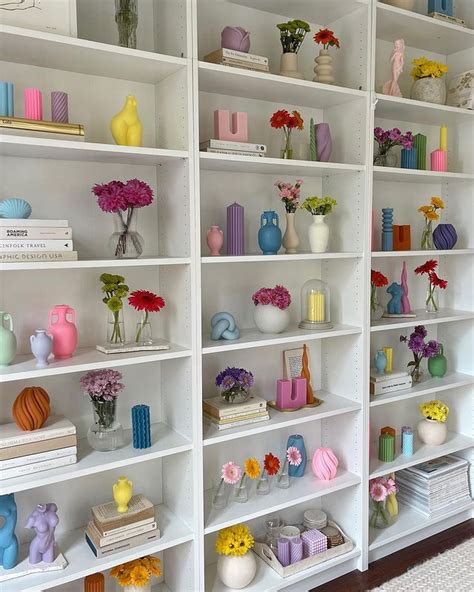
[287, 434, 307, 477]
[433, 223, 457, 250]
[258, 210, 282, 255]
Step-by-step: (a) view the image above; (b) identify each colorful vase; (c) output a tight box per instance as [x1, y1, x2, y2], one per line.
[113, 476, 133, 513]
[312, 447, 338, 480]
[206, 225, 224, 256]
[221, 26, 250, 52]
[48, 305, 77, 359]
[258, 211, 282, 255]
[287, 434, 306, 477]
[282, 212, 299, 254]
[374, 350, 387, 374]
[428, 343, 447, 378]
[433, 224, 457, 250]
[0, 312, 17, 366]
[30, 329, 53, 369]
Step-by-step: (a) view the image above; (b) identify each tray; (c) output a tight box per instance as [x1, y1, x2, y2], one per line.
[252, 520, 354, 578]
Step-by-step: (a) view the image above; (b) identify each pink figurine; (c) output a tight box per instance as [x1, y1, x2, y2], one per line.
[25, 503, 59, 564]
[206, 225, 224, 256]
[401, 261, 412, 314]
[312, 447, 338, 481]
[382, 39, 405, 97]
[214, 110, 248, 142]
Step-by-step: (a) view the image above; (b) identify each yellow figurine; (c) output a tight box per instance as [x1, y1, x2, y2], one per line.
[110, 95, 143, 147]
[113, 476, 133, 513]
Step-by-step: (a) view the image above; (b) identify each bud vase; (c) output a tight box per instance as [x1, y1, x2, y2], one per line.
[426, 284, 439, 313]
[212, 478, 227, 509]
[421, 219, 434, 250]
[135, 311, 153, 345]
[279, 52, 304, 79]
[107, 309, 125, 346]
[256, 469, 270, 495]
[282, 212, 299, 254]
[87, 399, 124, 451]
[233, 477, 249, 503]
[276, 459, 290, 489]
[313, 49, 334, 84]
[109, 208, 144, 259]
[280, 132, 293, 159]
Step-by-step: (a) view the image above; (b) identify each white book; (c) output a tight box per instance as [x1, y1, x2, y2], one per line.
[0, 251, 78, 263]
[203, 394, 267, 418]
[0, 239, 73, 251]
[206, 148, 266, 157]
[200, 140, 267, 152]
[0, 219, 68, 228]
[101, 516, 156, 538]
[0, 227, 72, 239]
[0, 454, 76, 480]
[204, 48, 269, 65]
[370, 369, 409, 382]
[204, 414, 269, 431]
[87, 520, 158, 547]
[0, 446, 77, 470]
[0, 416, 76, 449]
[220, 58, 269, 71]
[370, 376, 412, 395]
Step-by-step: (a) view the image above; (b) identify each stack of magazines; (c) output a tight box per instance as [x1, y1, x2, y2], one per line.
[397, 455, 471, 518]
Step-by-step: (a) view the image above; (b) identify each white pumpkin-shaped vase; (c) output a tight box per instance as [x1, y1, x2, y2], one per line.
[417, 418, 447, 446]
[217, 553, 257, 589]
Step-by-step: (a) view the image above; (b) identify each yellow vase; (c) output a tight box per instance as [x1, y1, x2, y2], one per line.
[110, 95, 143, 147]
[113, 476, 133, 513]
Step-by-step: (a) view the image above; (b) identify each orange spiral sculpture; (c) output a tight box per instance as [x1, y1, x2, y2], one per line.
[12, 386, 51, 431]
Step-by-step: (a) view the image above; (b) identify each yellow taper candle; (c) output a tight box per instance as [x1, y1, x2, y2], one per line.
[383, 347, 393, 373]
[440, 125, 448, 152]
[307, 290, 317, 322]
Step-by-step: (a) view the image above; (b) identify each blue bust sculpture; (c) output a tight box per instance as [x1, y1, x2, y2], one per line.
[386, 282, 404, 315]
[0, 493, 19, 570]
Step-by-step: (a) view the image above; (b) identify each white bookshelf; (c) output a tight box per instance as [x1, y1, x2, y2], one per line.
[0, 0, 472, 590]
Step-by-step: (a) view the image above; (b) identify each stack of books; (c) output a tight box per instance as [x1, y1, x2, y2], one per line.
[85, 494, 160, 558]
[203, 48, 270, 73]
[200, 139, 267, 158]
[203, 395, 269, 431]
[370, 369, 412, 396]
[397, 455, 471, 518]
[0, 218, 77, 263]
[0, 416, 77, 480]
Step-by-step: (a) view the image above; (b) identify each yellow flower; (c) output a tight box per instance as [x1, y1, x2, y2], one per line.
[244, 457, 260, 479]
[216, 524, 254, 556]
[411, 57, 447, 79]
[418, 205, 431, 214]
[117, 572, 132, 586]
[425, 210, 439, 221]
[130, 565, 150, 587]
[431, 196, 444, 209]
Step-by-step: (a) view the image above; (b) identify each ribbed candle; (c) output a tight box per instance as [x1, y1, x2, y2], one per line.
[431, 149, 447, 172]
[277, 537, 290, 567]
[382, 208, 393, 251]
[401, 147, 417, 169]
[24, 88, 42, 120]
[226, 202, 244, 255]
[132, 404, 151, 449]
[290, 537, 303, 564]
[402, 428, 414, 456]
[413, 133, 427, 169]
[378, 433, 395, 462]
[51, 91, 69, 123]
[0, 82, 14, 117]
[84, 573, 105, 592]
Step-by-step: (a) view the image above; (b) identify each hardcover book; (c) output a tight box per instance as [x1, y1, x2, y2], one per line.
[0, 416, 76, 449]
[203, 48, 269, 65]
[203, 414, 270, 431]
[0, 219, 69, 228]
[200, 140, 266, 152]
[86, 520, 158, 547]
[0, 434, 77, 462]
[92, 494, 155, 534]
[0, 239, 73, 251]
[0, 251, 78, 263]
[0, 454, 77, 481]
[0, 445, 77, 471]
[203, 395, 267, 418]
[85, 528, 160, 558]
[0, 227, 72, 240]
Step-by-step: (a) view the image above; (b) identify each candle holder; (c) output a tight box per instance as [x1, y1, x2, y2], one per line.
[298, 279, 333, 330]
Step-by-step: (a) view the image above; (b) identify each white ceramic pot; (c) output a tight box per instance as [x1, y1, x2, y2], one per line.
[383, 0, 415, 10]
[123, 584, 151, 592]
[217, 553, 257, 589]
[308, 215, 329, 253]
[417, 418, 447, 446]
[411, 77, 446, 105]
[279, 52, 304, 79]
[254, 304, 290, 334]
[313, 49, 334, 84]
[282, 212, 300, 254]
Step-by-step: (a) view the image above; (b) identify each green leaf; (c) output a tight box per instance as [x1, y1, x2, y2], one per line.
[407, 361, 416, 366]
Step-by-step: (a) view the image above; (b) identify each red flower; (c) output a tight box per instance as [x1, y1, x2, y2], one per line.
[128, 290, 166, 313]
[288, 110, 304, 130]
[414, 259, 438, 275]
[264, 453, 280, 476]
[270, 109, 291, 129]
[314, 28, 340, 48]
[429, 272, 448, 289]
[371, 270, 389, 288]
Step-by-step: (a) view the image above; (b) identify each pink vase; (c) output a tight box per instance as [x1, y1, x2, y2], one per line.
[206, 225, 224, 256]
[48, 305, 77, 359]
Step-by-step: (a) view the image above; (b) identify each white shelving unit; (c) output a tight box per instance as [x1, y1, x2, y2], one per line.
[0, 0, 472, 590]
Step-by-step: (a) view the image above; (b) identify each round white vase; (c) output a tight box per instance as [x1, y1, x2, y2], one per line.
[282, 212, 300, 254]
[308, 215, 329, 253]
[313, 49, 334, 84]
[417, 418, 447, 446]
[279, 52, 304, 79]
[411, 77, 446, 105]
[383, 0, 415, 9]
[217, 553, 257, 589]
[254, 304, 290, 334]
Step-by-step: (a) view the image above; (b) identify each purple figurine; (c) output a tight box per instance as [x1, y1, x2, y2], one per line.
[25, 503, 58, 564]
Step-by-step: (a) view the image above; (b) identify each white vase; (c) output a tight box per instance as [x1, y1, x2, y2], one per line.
[313, 49, 334, 84]
[411, 77, 446, 105]
[308, 215, 329, 253]
[123, 584, 152, 592]
[254, 304, 290, 334]
[383, 0, 415, 9]
[279, 52, 304, 79]
[417, 418, 448, 446]
[217, 553, 257, 589]
[282, 212, 300, 254]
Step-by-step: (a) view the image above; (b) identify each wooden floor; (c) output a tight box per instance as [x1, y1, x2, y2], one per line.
[312, 519, 474, 591]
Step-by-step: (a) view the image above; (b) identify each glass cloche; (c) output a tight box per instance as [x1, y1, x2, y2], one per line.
[299, 279, 333, 330]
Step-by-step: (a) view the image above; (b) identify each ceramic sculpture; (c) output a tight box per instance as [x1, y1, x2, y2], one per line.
[12, 386, 50, 431]
[0, 81, 14, 117]
[25, 503, 59, 564]
[386, 282, 404, 314]
[214, 110, 248, 143]
[0, 494, 19, 570]
[428, 343, 448, 377]
[48, 305, 77, 359]
[382, 39, 405, 97]
[374, 350, 387, 374]
[258, 210, 282, 255]
[131, 404, 151, 449]
[221, 26, 250, 52]
[110, 95, 143, 147]
[0, 311, 17, 366]
[301, 343, 315, 404]
[206, 225, 224, 256]
[210, 312, 240, 340]
[312, 447, 338, 480]
[113, 477, 133, 513]
[0, 198, 32, 219]
[30, 329, 53, 369]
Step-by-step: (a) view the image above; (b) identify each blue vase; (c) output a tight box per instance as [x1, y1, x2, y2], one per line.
[258, 211, 282, 255]
[0, 493, 19, 570]
[287, 434, 306, 477]
[374, 350, 387, 374]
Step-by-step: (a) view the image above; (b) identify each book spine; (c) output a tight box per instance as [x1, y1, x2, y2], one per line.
[203, 401, 266, 418]
[0, 251, 78, 263]
[0, 454, 76, 480]
[0, 227, 72, 239]
[0, 425, 76, 449]
[206, 148, 265, 157]
[85, 530, 160, 558]
[200, 140, 266, 152]
[221, 58, 269, 71]
[0, 446, 77, 470]
[370, 377, 412, 395]
[204, 410, 267, 422]
[99, 517, 155, 537]
[0, 434, 77, 461]
[221, 48, 269, 65]
[92, 521, 157, 547]
[0, 116, 84, 136]
[208, 415, 269, 431]
[369, 370, 409, 382]
[0, 219, 68, 228]
[0, 239, 73, 251]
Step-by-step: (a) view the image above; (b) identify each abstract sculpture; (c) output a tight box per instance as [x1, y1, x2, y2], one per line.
[0, 494, 18, 570]
[400, 261, 412, 314]
[210, 312, 240, 341]
[382, 39, 405, 97]
[214, 110, 248, 142]
[26, 503, 59, 564]
[301, 344, 315, 404]
[12, 386, 51, 431]
[312, 447, 338, 480]
[131, 404, 151, 449]
[110, 95, 143, 147]
[221, 27, 250, 52]
[386, 282, 404, 314]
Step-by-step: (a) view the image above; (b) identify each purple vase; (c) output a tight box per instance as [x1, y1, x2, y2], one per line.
[221, 26, 250, 52]
[316, 123, 332, 162]
[433, 223, 457, 250]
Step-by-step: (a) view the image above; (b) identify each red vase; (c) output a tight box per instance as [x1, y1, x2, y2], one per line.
[48, 305, 77, 358]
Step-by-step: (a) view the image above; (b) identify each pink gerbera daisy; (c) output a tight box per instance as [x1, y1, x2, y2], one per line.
[221, 461, 242, 485]
[370, 480, 388, 502]
[286, 446, 302, 467]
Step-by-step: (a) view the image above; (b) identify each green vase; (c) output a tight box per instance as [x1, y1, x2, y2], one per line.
[0, 311, 17, 366]
[428, 344, 447, 378]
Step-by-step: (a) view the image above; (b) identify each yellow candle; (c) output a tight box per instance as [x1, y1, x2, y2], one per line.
[307, 290, 318, 322]
[383, 347, 393, 373]
[440, 125, 448, 152]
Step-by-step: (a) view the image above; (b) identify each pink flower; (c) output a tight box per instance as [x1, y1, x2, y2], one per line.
[385, 478, 397, 495]
[287, 446, 302, 466]
[221, 461, 242, 485]
[370, 480, 388, 502]
[92, 181, 127, 213]
[122, 178, 154, 208]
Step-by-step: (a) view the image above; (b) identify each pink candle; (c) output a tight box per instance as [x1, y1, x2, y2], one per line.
[24, 88, 43, 120]
[431, 149, 447, 172]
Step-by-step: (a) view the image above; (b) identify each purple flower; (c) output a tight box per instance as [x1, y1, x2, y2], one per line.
[408, 333, 425, 354]
[215, 367, 254, 392]
[92, 181, 127, 213]
[388, 128, 401, 141]
[414, 325, 427, 338]
[423, 340, 440, 358]
[80, 369, 124, 401]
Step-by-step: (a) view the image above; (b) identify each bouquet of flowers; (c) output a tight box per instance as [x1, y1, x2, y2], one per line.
[215, 367, 254, 403]
[276, 19, 310, 54]
[80, 369, 124, 429]
[369, 476, 398, 529]
[270, 109, 304, 159]
[215, 524, 254, 556]
[400, 325, 441, 382]
[300, 196, 337, 216]
[370, 270, 389, 319]
[414, 259, 447, 312]
[275, 179, 303, 213]
[110, 555, 161, 587]
[313, 28, 340, 50]
[100, 273, 129, 345]
[373, 127, 413, 166]
[252, 285, 291, 310]
[128, 289, 166, 344]
[418, 196, 444, 250]
[419, 399, 449, 423]
[411, 57, 448, 80]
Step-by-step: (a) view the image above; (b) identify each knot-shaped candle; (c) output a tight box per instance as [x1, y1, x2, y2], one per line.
[312, 447, 338, 480]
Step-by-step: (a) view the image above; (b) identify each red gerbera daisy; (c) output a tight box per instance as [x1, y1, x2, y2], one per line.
[128, 290, 166, 313]
[264, 453, 280, 476]
[288, 110, 304, 130]
[314, 28, 340, 49]
[371, 269, 389, 288]
[429, 271, 448, 289]
[270, 109, 291, 129]
[414, 259, 438, 275]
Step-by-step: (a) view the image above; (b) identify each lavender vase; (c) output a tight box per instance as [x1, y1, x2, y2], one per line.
[30, 329, 53, 369]
[315, 123, 332, 162]
[221, 26, 250, 52]
[25, 503, 59, 564]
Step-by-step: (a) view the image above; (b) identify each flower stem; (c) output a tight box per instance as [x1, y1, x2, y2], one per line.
[135, 310, 149, 343]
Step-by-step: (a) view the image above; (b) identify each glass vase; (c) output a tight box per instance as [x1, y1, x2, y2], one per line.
[115, 0, 138, 49]
[280, 132, 293, 159]
[87, 399, 124, 451]
[256, 469, 270, 495]
[233, 477, 249, 503]
[421, 219, 434, 250]
[221, 386, 250, 404]
[410, 363, 423, 383]
[276, 458, 290, 489]
[373, 150, 397, 167]
[135, 311, 153, 345]
[370, 285, 384, 321]
[264, 516, 283, 555]
[369, 499, 397, 529]
[211, 478, 227, 510]
[108, 209, 144, 259]
[107, 309, 125, 346]
[426, 284, 439, 313]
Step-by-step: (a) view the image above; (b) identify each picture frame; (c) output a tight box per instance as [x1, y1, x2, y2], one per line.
[0, 0, 77, 37]
[283, 347, 304, 380]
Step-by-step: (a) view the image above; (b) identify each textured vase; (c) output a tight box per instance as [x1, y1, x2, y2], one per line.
[0, 311, 17, 366]
[308, 215, 329, 253]
[217, 553, 257, 589]
[48, 305, 77, 358]
[433, 224, 457, 250]
[282, 213, 299, 254]
[30, 330, 53, 369]
[206, 225, 224, 256]
[258, 210, 282, 255]
[417, 418, 447, 445]
[254, 304, 289, 334]
[221, 26, 250, 52]
[115, 0, 138, 48]
[279, 53, 304, 80]
[411, 78, 446, 105]
[313, 49, 334, 84]
[315, 123, 332, 162]
[312, 447, 338, 480]
[287, 434, 307, 477]
[428, 344, 447, 377]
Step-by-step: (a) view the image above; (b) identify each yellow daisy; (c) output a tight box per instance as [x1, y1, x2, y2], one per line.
[431, 196, 444, 209]
[244, 457, 260, 479]
[425, 210, 439, 221]
[130, 565, 150, 587]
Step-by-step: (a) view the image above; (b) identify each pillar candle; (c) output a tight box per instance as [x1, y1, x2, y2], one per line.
[308, 291, 325, 322]
[51, 91, 69, 123]
[290, 537, 303, 564]
[413, 133, 427, 170]
[382, 347, 393, 372]
[226, 202, 244, 255]
[24, 88, 42, 120]
[0, 81, 14, 117]
[402, 428, 414, 456]
[277, 537, 290, 567]
[378, 432, 395, 462]
[440, 125, 448, 152]
[431, 149, 447, 172]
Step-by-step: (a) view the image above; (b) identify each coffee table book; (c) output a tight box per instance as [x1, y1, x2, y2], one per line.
[91, 494, 155, 534]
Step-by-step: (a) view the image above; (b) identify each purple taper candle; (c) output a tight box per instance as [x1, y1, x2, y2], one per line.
[227, 202, 244, 255]
[51, 91, 69, 123]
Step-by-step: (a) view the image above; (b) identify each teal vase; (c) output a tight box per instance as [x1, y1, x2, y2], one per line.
[287, 434, 306, 477]
[428, 344, 447, 378]
[258, 211, 282, 255]
[0, 312, 17, 366]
